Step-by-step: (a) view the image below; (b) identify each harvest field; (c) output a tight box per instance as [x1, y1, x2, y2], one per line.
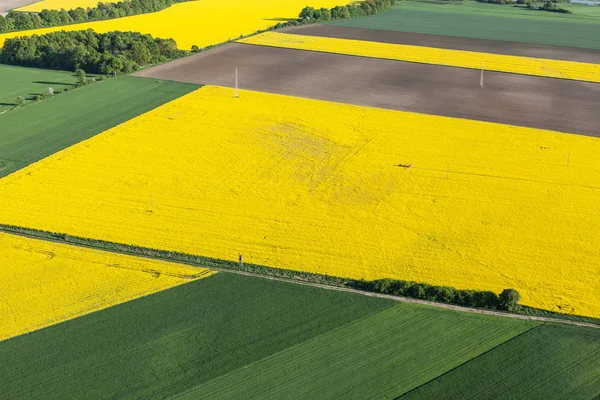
[0, 0, 344, 49]
[0, 64, 79, 111]
[0, 272, 554, 399]
[136, 41, 600, 137]
[0, 76, 199, 178]
[327, 0, 600, 50]
[0, 232, 212, 342]
[0, 85, 598, 317]
[239, 32, 600, 83]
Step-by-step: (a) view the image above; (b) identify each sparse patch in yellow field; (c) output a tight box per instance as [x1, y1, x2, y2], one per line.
[0, 85, 598, 318]
[0, 232, 213, 342]
[17, 0, 102, 12]
[1, 0, 343, 50]
[239, 32, 600, 83]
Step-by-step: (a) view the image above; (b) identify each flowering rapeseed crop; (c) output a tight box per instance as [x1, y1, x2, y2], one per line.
[0, 232, 213, 341]
[0, 0, 343, 50]
[0, 85, 598, 318]
[239, 32, 600, 83]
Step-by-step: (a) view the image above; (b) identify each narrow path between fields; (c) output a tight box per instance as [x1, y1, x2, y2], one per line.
[3, 228, 599, 330]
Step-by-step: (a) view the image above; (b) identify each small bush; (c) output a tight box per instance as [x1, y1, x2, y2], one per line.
[499, 288, 521, 311]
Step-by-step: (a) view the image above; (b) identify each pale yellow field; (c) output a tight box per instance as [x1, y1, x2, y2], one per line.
[239, 32, 600, 83]
[0, 85, 598, 318]
[0, 232, 213, 341]
[0, 0, 343, 50]
[17, 0, 100, 12]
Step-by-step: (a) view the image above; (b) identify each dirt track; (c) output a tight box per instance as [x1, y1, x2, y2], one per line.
[135, 43, 600, 137]
[288, 24, 600, 64]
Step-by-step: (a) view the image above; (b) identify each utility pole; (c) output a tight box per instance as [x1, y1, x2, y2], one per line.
[480, 61, 484, 88]
[234, 67, 239, 98]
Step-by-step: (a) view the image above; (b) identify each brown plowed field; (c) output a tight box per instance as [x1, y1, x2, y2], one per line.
[134, 43, 600, 137]
[287, 24, 600, 64]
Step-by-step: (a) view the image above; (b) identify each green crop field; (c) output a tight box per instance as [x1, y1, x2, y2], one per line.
[0, 273, 394, 399]
[181, 304, 534, 399]
[327, 0, 600, 49]
[4, 272, 596, 399]
[401, 323, 600, 399]
[0, 65, 80, 111]
[0, 76, 199, 178]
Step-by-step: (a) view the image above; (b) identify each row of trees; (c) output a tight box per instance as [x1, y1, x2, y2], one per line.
[0, 0, 187, 33]
[353, 278, 521, 311]
[0, 30, 187, 73]
[298, 0, 397, 23]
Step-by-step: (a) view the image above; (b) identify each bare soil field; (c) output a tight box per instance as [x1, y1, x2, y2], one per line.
[0, 0, 37, 14]
[286, 25, 600, 64]
[134, 43, 600, 137]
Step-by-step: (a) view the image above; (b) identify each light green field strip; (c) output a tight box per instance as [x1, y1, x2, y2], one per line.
[177, 305, 536, 399]
[238, 32, 600, 83]
[400, 323, 600, 399]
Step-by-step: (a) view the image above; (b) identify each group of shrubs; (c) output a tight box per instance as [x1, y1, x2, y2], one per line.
[12, 69, 108, 108]
[352, 278, 521, 312]
[476, 0, 572, 12]
[0, 30, 187, 73]
[0, 0, 188, 34]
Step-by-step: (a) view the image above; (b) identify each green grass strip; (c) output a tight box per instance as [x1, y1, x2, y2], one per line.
[327, 1, 600, 50]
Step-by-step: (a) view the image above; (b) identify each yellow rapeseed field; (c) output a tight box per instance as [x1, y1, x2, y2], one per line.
[239, 32, 600, 83]
[0, 232, 213, 341]
[0, 0, 343, 50]
[0, 85, 598, 318]
[17, 0, 102, 12]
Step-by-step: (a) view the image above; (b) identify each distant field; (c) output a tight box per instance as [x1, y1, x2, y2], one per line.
[0, 232, 212, 342]
[0, 76, 199, 178]
[0, 0, 343, 50]
[0, 85, 598, 318]
[0, 65, 79, 111]
[327, 1, 600, 50]
[239, 32, 600, 83]
[0, 273, 395, 399]
[401, 324, 600, 399]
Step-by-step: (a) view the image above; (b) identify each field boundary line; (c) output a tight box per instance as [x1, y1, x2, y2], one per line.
[393, 324, 542, 399]
[0, 226, 598, 330]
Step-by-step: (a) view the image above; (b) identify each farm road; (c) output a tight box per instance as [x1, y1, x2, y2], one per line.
[134, 42, 600, 137]
[1, 228, 598, 330]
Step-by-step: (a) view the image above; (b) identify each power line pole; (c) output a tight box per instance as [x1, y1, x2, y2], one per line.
[234, 67, 239, 98]
[480, 61, 484, 88]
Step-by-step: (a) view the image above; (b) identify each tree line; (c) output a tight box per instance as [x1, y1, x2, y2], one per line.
[0, 30, 187, 73]
[0, 0, 189, 34]
[352, 278, 521, 312]
[297, 0, 397, 24]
